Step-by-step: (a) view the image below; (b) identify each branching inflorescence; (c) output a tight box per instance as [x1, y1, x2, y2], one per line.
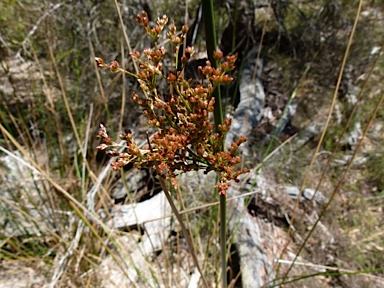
[96, 12, 249, 195]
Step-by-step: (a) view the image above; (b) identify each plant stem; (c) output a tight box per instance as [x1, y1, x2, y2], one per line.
[201, 0, 223, 132]
[201, 1, 227, 287]
[219, 189, 227, 287]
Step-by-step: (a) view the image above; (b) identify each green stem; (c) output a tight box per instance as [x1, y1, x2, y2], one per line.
[202, 0, 223, 133]
[219, 191, 227, 287]
[201, 1, 227, 287]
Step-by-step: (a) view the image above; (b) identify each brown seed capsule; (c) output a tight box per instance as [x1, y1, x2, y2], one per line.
[213, 51, 223, 61]
[95, 57, 107, 68]
[109, 60, 120, 73]
[182, 24, 189, 34]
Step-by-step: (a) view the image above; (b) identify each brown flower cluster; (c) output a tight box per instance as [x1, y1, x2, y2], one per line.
[96, 12, 249, 195]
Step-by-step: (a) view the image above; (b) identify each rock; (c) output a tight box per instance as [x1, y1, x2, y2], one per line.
[228, 200, 274, 288]
[283, 186, 329, 204]
[0, 149, 55, 237]
[225, 47, 265, 156]
[0, 57, 60, 105]
[101, 192, 173, 287]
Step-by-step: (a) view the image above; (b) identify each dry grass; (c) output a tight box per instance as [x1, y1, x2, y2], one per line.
[1, 0, 384, 287]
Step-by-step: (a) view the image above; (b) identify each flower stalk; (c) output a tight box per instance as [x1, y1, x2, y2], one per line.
[96, 12, 249, 286]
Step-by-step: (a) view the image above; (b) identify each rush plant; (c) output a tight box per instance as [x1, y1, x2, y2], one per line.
[96, 12, 248, 196]
[96, 11, 248, 286]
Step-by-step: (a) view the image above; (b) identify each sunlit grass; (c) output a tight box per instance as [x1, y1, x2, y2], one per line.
[1, 0, 384, 287]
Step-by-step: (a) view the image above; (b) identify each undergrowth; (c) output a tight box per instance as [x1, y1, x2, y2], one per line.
[0, 0, 383, 287]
